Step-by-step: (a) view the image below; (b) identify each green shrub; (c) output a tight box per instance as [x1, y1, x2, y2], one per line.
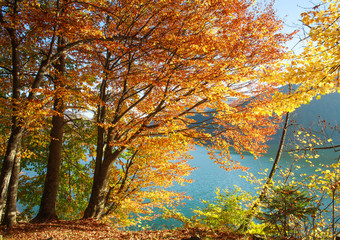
[257, 184, 317, 239]
[191, 186, 253, 232]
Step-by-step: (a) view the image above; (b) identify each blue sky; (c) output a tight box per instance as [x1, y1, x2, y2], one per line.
[274, 0, 316, 27]
[274, 0, 321, 49]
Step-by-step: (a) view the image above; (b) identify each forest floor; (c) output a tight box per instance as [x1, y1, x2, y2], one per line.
[0, 219, 251, 240]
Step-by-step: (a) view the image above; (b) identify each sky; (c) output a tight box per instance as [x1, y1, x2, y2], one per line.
[273, 0, 321, 50]
[274, 0, 316, 26]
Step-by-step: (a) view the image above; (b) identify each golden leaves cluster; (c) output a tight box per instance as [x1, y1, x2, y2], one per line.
[264, 0, 340, 115]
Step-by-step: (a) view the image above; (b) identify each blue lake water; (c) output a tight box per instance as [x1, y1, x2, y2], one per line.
[140, 144, 339, 230]
[18, 142, 338, 229]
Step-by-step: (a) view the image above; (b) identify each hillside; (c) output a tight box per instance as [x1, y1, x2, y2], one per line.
[290, 92, 340, 126]
[190, 92, 340, 145]
[269, 92, 340, 144]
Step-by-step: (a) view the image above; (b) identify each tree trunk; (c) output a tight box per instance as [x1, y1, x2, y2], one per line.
[83, 147, 125, 219]
[83, 69, 110, 219]
[2, 142, 21, 227]
[239, 110, 290, 232]
[33, 87, 65, 221]
[33, 97, 65, 222]
[0, 0, 78, 223]
[0, 21, 22, 219]
[0, 127, 24, 220]
[32, 37, 66, 222]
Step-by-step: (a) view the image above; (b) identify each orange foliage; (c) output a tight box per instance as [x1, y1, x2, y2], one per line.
[0, 0, 293, 223]
[84, 0, 290, 159]
[79, 0, 292, 220]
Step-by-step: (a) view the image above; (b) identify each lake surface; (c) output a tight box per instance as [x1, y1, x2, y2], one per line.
[140, 144, 339, 230]
[18, 141, 338, 229]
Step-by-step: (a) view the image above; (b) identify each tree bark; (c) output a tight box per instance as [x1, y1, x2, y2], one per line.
[83, 147, 125, 219]
[239, 110, 290, 232]
[2, 142, 21, 227]
[83, 67, 111, 219]
[32, 97, 65, 222]
[0, 2, 22, 218]
[33, 38, 66, 222]
[0, 127, 24, 220]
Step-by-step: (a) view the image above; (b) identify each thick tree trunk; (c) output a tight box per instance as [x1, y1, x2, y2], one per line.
[83, 147, 125, 219]
[0, 9, 22, 219]
[33, 97, 65, 222]
[2, 142, 21, 227]
[33, 37, 66, 222]
[83, 70, 109, 219]
[83, 171, 110, 219]
[0, 127, 23, 221]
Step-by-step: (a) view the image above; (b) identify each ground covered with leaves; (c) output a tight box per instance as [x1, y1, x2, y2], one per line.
[0, 219, 249, 239]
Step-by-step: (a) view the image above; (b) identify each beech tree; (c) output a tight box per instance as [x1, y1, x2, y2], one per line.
[0, 0, 132, 224]
[0, 0, 73, 224]
[81, 0, 291, 219]
[0, 0, 297, 226]
[33, 37, 67, 222]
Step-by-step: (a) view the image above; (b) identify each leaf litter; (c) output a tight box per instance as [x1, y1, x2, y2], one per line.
[0, 219, 248, 239]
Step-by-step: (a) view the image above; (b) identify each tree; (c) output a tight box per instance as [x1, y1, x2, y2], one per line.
[289, 119, 340, 239]
[0, 0, 74, 224]
[0, 0, 298, 225]
[82, 0, 292, 219]
[0, 0, 132, 224]
[251, 118, 340, 239]
[17, 116, 94, 221]
[257, 184, 317, 238]
[33, 36, 67, 222]
[101, 136, 195, 227]
[267, 0, 340, 114]
[0, 0, 26, 220]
